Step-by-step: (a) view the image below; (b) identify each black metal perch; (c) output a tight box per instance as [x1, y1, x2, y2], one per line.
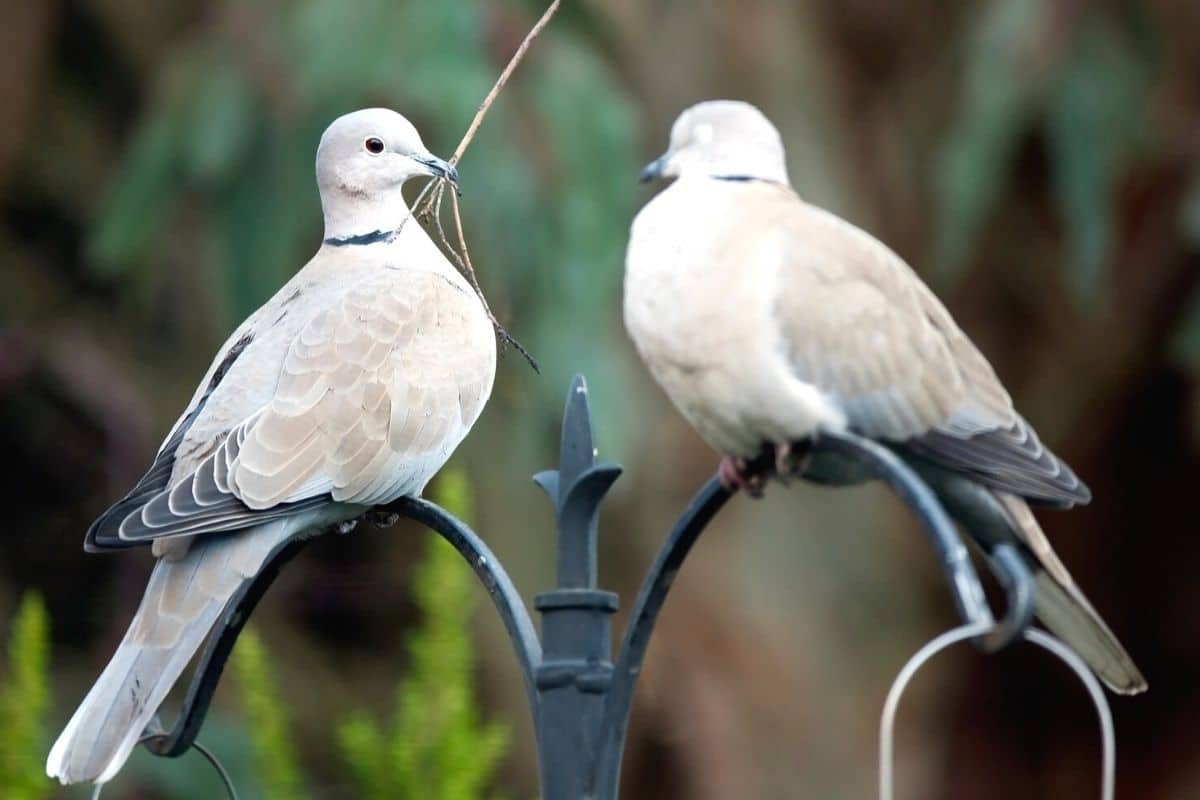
[140, 374, 1037, 799]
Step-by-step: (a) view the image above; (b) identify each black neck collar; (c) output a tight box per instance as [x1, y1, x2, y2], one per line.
[323, 228, 395, 247]
[712, 174, 775, 184]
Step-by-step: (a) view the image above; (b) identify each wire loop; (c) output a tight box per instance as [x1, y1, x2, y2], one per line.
[91, 732, 239, 800]
[880, 623, 1115, 800]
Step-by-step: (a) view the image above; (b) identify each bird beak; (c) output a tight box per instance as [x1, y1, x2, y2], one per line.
[414, 153, 459, 185]
[639, 154, 669, 183]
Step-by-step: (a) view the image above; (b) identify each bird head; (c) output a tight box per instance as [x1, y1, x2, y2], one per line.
[315, 108, 457, 241]
[316, 108, 457, 201]
[640, 100, 789, 186]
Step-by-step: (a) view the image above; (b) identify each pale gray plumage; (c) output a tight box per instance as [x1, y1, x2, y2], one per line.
[625, 99, 1144, 694]
[49, 108, 496, 785]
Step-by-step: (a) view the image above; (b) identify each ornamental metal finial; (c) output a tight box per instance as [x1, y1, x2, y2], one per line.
[534, 374, 622, 588]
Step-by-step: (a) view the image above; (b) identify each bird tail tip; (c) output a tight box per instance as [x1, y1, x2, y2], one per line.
[1034, 570, 1148, 695]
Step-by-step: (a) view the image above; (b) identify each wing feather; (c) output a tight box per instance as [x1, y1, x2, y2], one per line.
[112, 268, 495, 544]
[770, 192, 1088, 505]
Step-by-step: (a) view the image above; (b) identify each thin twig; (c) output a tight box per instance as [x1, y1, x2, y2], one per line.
[417, 0, 561, 219]
[415, 0, 559, 370]
[450, 191, 539, 371]
[422, 185, 539, 372]
[416, 179, 447, 225]
[190, 740, 241, 800]
[402, 178, 440, 235]
[430, 189, 463, 271]
[94, 736, 240, 800]
[450, 0, 561, 165]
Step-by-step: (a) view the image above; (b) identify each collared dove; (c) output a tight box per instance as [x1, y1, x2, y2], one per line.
[625, 99, 1145, 694]
[48, 108, 497, 785]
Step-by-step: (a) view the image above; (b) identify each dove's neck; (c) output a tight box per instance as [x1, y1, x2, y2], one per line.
[321, 186, 416, 245]
[702, 154, 789, 186]
[684, 142, 790, 186]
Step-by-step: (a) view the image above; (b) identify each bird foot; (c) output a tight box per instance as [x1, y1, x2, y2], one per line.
[774, 442, 794, 484]
[719, 440, 815, 496]
[718, 455, 768, 498]
[368, 510, 401, 528]
[773, 438, 814, 481]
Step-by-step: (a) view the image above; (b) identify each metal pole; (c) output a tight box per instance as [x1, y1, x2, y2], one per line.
[532, 375, 621, 798]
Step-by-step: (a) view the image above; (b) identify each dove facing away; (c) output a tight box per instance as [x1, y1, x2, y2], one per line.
[624, 100, 1145, 694]
[48, 108, 497, 785]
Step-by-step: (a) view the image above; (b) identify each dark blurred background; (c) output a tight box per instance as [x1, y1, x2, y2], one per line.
[2, 0, 1199, 798]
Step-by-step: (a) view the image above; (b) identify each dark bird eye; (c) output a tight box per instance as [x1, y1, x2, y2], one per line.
[364, 137, 385, 154]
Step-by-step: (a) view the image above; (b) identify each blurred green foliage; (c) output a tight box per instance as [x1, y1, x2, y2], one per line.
[229, 467, 507, 799]
[233, 628, 309, 800]
[1045, 10, 1152, 306]
[336, 468, 509, 800]
[935, 0, 1046, 280]
[935, 2, 1151, 307]
[0, 593, 51, 800]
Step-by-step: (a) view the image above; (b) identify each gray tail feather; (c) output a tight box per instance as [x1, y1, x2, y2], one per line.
[992, 491, 1146, 695]
[47, 519, 295, 784]
[1033, 569, 1147, 695]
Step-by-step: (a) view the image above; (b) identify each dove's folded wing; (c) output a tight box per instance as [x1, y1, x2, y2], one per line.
[83, 331, 262, 552]
[88, 269, 493, 549]
[765, 190, 1088, 506]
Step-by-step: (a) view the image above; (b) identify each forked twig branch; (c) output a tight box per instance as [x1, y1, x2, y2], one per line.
[450, 191, 539, 370]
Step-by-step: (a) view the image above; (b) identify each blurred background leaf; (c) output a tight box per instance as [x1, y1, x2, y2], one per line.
[934, 0, 1051, 282]
[1045, 8, 1152, 308]
[233, 628, 309, 800]
[336, 468, 509, 800]
[0, 593, 51, 800]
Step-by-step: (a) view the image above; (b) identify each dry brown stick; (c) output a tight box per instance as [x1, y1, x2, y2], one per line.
[421, 183, 539, 371]
[418, 0, 561, 219]
[427, 190, 488, 320]
[450, 191, 539, 371]
[416, 180, 445, 225]
[430, 189, 465, 274]
[401, 178, 440, 234]
[450, 0, 561, 165]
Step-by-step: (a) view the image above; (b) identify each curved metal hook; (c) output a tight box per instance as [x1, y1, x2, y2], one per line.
[95, 728, 240, 800]
[592, 435, 1035, 797]
[978, 543, 1036, 652]
[879, 622, 1114, 800]
[814, 431, 994, 629]
[591, 477, 733, 798]
[598, 429, 999, 723]
[140, 496, 542, 761]
[142, 536, 310, 757]
[187, 740, 241, 800]
[379, 496, 543, 714]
